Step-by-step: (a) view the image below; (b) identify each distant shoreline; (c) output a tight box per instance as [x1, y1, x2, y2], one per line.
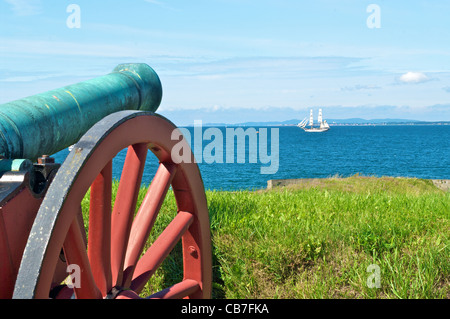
[293, 122, 450, 127]
[198, 121, 450, 127]
[197, 122, 450, 127]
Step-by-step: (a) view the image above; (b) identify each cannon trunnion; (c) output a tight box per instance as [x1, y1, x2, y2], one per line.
[0, 64, 212, 299]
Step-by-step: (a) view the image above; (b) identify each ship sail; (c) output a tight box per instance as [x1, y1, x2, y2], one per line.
[320, 120, 330, 129]
[298, 117, 308, 128]
[318, 109, 329, 129]
[298, 108, 330, 132]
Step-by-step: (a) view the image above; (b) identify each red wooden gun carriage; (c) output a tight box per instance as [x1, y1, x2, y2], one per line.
[0, 64, 211, 299]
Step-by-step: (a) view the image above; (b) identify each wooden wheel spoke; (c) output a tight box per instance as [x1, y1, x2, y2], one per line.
[63, 214, 102, 299]
[147, 279, 200, 299]
[13, 113, 211, 299]
[111, 143, 148, 286]
[130, 211, 194, 294]
[123, 162, 177, 286]
[87, 161, 112, 296]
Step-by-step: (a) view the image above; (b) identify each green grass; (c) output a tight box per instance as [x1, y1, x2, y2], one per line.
[81, 176, 449, 299]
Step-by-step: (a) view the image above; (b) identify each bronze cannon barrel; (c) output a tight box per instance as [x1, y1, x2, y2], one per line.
[0, 63, 162, 160]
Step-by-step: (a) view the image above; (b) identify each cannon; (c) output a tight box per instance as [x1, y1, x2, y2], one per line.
[0, 64, 211, 299]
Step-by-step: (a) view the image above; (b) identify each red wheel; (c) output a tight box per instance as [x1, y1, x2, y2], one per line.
[13, 111, 212, 299]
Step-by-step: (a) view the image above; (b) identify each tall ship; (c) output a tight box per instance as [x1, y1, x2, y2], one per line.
[298, 109, 330, 132]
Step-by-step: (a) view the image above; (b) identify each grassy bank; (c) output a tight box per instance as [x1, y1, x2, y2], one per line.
[81, 176, 449, 299]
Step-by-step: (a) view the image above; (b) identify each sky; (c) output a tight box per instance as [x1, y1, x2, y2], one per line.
[0, 0, 449, 125]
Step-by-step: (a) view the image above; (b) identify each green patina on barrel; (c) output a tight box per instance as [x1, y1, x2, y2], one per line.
[0, 63, 162, 160]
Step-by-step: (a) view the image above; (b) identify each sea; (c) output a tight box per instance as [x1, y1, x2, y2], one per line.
[52, 125, 450, 191]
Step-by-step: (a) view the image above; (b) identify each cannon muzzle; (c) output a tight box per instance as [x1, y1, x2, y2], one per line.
[0, 63, 162, 160]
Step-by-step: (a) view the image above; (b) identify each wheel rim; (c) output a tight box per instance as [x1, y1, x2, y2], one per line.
[13, 111, 212, 299]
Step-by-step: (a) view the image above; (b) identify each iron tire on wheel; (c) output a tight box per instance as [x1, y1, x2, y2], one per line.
[13, 110, 212, 299]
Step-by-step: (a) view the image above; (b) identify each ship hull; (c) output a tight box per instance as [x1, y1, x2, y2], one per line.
[302, 127, 329, 132]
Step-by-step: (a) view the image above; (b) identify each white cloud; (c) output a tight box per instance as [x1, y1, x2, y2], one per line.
[144, 0, 163, 5]
[398, 72, 429, 84]
[0, 74, 55, 82]
[341, 84, 381, 91]
[4, 0, 42, 16]
[143, 0, 178, 11]
[0, 38, 149, 58]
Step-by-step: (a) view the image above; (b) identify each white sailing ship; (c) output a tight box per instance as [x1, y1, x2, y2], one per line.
[298, 109, 330, 132]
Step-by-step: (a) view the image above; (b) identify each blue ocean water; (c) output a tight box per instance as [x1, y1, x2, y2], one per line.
[52, 125, 450, 191]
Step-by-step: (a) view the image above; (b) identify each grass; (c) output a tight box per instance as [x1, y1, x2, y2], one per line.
[81, 175, 449, 299]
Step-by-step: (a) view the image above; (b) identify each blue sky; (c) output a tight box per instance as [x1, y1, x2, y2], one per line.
[1, 0, 449, 124]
